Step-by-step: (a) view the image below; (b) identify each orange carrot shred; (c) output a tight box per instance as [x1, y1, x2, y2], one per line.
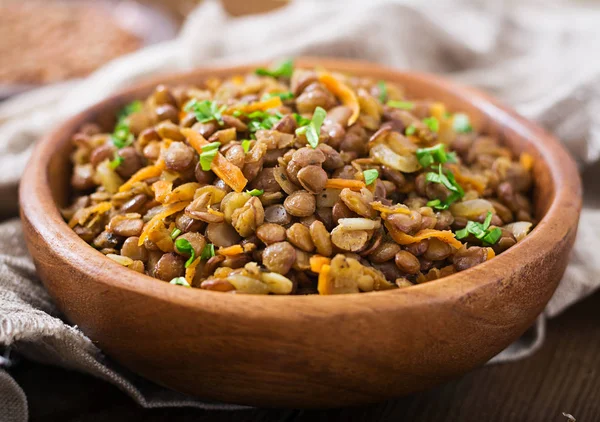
[317, 264, 331, 295]
[520, 152, 534, 171]
[138, 201, 190, 246]
[185, 257, 201, 284]
[384, 225, 463, 250]
[182, 128, 248, 192]
[486, 247, 496, 261]
[217, 245, 244, 256]
[226, 96, 282, 115]
[310, 255, 331, 273]
[317, 72, 360, 126]
[324, 178, 366, 191]
[119, 161, 165, 193]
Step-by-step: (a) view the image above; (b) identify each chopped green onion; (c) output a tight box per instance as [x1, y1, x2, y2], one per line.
[111, 120, 134, 148]
[255, 59, 294, 78]
[185, 99, 226, 125]
[108, 153, 124, 169]
[405, 124, 416, 136]
[416, 144, 448, 168]
[170, 277, 191, 287]
[175, 238, 196, 268]
[247, 189, 264, 196]
[453, 113, 473, 133]
[296, 106, 327, 149]
[425, 164, 464, 210]
[244, 110, 282, 134]
[201, 243, 215, 260]
[293, 113, 311, 126]
[201, 141, 221, 152]
[455, 211, 501, 245]
[241, 140, 251, 153]
[262, 91, 294, 101]
[200, 149, 218, 171]
[387, 100, 414, 110]
[170, 228, 182, 239]
[422, 116, 439, 133]
[377, 81, 387, 103]
[117, 100, 142, 121]
[483, 227, 502, 245]
[447, 151, 458, 163]
[363, 169, 379, 186]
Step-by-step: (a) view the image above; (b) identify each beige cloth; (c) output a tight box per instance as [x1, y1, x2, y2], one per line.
[1, 0, 600, 420]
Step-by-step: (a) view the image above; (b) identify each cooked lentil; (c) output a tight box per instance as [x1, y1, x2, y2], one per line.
[64, 61, 535, 295]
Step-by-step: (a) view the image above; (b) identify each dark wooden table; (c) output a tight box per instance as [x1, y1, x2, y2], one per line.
[9, 289, 600, 422]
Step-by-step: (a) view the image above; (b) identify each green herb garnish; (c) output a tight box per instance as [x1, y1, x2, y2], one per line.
[200, 243, 215, 260]
[241, 140, 251, 153]
[246, 189, 264, 196]
[111, 100, 142, 149]
[199, 142, 221, 171]
[185, 99, 226, 125]
[455, 211, 501, 245]
[387, 100, 415, 110]
[170, 277, 191, 287]
[377, 81, 387, 103]
[296, 106, 327, 149]
[108, 153, 124, 169]
[293, 113, 311, 126]
[422, 116, 440, 133]
[111, 120, 134, 148]
[255, 59, 294, 78]
[405, 124, 416, 136]
[452, 113, 473, 133]
[118, 100, 142, 121]
[175, 238, 196, 268]
[363, 169, 379, 186]
[416, 144, 449, 168]
[245, 110, 282, 134]
[170, 228, 182, 239]
[262, 91, 294, 101]
[425, 164, 464, 210]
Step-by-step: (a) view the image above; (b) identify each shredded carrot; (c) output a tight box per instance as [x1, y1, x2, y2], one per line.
[152, 180, 173, 203]
[231, 75, 244, 86]
[317, 264, 331, 295]
[226, 96, 282, 115]
[163, 182, 200, 204]
[486, 247, 496, 261]
[119, 161, 165, 193]
[384, 225, 463, 250]
[207, 208, 224, 218]
[447, 164, 486, 194]
[317, 72, 360, 126]
[68, 201, 111, 228]
[185, 257, 201, 284]
[325, 178, 366, 191]
[429, 102, 447, 121]
[370, 201, 412, 216]
[182, 128, 248, 192]
[520, 152, 534, 171]
[217, 245, 244, 256]
[310, 255, 331, 273]
[138, 201, 190, 246]
[205, 77, 221, 92]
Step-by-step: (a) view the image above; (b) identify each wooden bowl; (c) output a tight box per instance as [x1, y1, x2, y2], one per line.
[19, 58, 582, 408]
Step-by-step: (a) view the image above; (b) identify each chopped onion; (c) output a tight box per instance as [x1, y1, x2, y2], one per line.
[107, 254, 134, 266]
[226, 275, 270, 294]
[260, 272, 294, 294]
[95, 160, 123, 194]
[450, 199, 494, 219]
[370, 143, 421, 173]
[504, 221, 533, 242]
[337, 218, 381, 231]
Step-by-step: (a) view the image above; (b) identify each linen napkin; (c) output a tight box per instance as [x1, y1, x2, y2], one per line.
[2, 0, 600, 420]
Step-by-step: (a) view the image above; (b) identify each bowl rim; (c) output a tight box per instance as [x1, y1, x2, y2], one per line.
[19, 57, 582, 314]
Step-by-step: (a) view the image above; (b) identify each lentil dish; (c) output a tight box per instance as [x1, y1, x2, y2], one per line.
[63, 60, 535, 295]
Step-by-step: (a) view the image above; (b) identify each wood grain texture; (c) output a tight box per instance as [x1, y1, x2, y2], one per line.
[18, 58, 583, 408]
[12, 290, 600, 421]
